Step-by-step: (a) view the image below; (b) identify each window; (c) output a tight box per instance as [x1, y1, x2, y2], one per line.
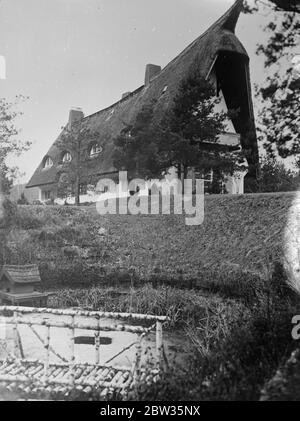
[203, 170, 213, 183]
[62, 152, 72, 163]
[159, 86, 168, 100]
[79, 184, 87, 195]
[89, 143, 103, 157]
[43, 191, 51, 200]
[96, 185, 109, 194]
[197, 169, 225, 194]
[43, 156, 53, 169]
[129, 186, 140, 196]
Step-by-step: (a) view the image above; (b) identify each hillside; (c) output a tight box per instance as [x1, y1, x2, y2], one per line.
[1, 191, 300, 401]
[2, 192, 296, 289]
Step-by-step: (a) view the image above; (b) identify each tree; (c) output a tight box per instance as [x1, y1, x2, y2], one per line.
[244, 0, 300, 13]
[0, 96, 30, 194]
[244, 1, 299, 159]
[113, 72, 243, 187]
[113, 103, 164, 180]
[17, 192, 29, 205]
[255, 156, 299, 192]
[0, 96, 30, 261]
[165, 71, 243, 180]
[56, 120, 100, 205]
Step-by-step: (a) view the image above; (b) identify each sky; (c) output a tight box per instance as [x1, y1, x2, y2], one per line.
[0, 0, 271, 183]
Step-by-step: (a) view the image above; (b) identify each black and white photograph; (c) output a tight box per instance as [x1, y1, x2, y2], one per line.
[0, 0, 299, 406]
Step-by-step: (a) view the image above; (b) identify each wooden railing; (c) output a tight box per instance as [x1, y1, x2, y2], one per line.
[0, 306, 168, 394]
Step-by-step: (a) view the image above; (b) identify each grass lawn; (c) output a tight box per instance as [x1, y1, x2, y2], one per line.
[2, 192, 296, 291]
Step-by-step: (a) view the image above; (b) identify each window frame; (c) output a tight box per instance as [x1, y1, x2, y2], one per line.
[89, 143, 103, 158]
[43, 190, 51, 200]
[43, 156, 53, 169]
[62, 152, 72, 163]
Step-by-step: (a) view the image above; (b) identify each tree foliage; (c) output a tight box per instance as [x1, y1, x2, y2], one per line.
[244, 1, 300, 13]
[0, 96, 30, 194]
[113, 104, 163, 180]
[17, 192, 29, 205]
[244, 0, 299, 159]
[56, 121, 100, 205]
[113, 72, 243, 182]
[255, 156, 300, 192]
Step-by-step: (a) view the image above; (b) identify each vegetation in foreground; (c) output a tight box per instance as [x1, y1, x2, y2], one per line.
[1, 192, 296, 291]
[1, 280, 299, 401]
[1, 195, 300, 400]
[47, 277, 300, 401]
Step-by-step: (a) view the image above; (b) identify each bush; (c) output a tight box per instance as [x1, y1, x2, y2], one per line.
[39, 261, 104, 289]
[17, 193, 29, 205]
[14, 207, 45, 229]
[0, 198, 17, 228]
[130, 293, 300, 401]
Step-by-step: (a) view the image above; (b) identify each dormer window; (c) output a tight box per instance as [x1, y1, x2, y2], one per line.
[62, 152, 72, 163]
[89, 143, 103, 157]
[43, 156, 53, 169]
[159, 85, 168, 100]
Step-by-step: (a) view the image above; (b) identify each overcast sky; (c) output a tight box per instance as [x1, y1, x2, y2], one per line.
[0, 0, 271, 183]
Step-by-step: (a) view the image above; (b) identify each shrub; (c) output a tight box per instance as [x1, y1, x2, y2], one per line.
[17, 193, 29, 205]
[14, 206, 44, 229]
[39, 261, 104, 289]
[129, 295, 300, 401]
[0, 198, 17, 229]
[49, 283, 244, 330]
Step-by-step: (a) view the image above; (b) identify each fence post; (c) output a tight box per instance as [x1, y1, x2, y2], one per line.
[13, 311, 19, 358]
[95, 315, 100, 365]
[43, 323, 50, 384]
[156, 320, 163, 365]
[133, 338, 142, 385]
[69, 315, 75, 386]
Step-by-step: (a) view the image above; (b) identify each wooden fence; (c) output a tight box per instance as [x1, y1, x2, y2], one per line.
[0, 306, 168, 398]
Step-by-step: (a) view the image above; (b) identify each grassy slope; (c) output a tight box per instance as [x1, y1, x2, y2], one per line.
[2, 192, 300, 401]
[6, 192, 296, 287]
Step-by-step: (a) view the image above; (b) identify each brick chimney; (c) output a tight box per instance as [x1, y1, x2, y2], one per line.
[68, 107, 84, 129]
[144, 64, 161, 86]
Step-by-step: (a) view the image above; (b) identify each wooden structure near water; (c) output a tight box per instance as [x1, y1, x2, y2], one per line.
[0, 306, 168, 399]
[0, 265, 49, 307]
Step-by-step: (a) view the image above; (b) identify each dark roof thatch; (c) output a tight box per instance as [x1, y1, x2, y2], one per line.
[27, 0, 256, 189]
[0, 265, 41, 284]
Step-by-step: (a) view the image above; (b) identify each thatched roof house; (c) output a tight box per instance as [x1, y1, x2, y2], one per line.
[26, 0, 258, 199]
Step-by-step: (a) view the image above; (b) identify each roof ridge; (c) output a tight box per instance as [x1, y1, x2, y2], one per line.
[83, 0, 243, 122]
[158, 0, 243, 78]
[206, 0, 243, 34]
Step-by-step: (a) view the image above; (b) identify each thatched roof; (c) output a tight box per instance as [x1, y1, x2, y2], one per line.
[0, 265, 41, 285]
[27, 0, 256, 189]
